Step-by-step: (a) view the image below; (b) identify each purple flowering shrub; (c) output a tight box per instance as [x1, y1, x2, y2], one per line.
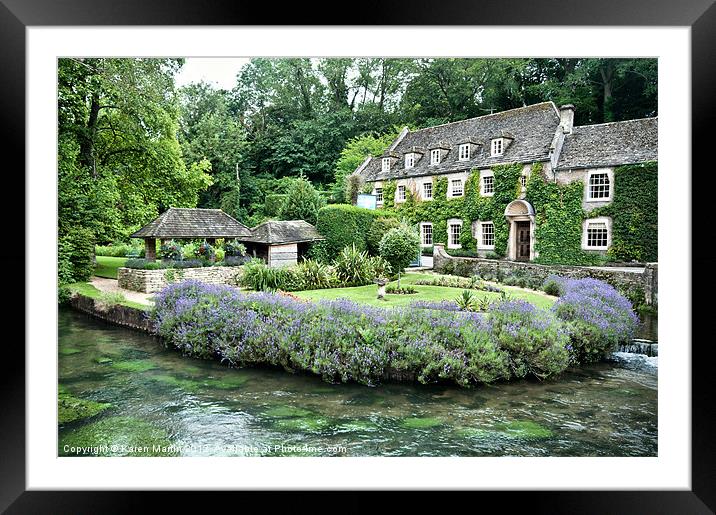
[550, 276, 639, 362]
[487, 300, 570, 378]
[152, 280, 578, 387]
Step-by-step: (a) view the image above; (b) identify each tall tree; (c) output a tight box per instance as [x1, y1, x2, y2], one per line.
[58, 58, 213, 242]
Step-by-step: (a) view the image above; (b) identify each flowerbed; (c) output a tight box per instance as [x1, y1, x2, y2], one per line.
[152, 276, 638, 387]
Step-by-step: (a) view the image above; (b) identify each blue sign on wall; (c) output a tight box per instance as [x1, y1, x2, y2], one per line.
[356, 194, 377, 210]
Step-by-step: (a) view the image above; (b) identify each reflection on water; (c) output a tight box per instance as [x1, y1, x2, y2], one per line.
[58, 308, 657, 457]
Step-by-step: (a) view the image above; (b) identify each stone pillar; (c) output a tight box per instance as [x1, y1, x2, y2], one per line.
[145, 238, 157, 262]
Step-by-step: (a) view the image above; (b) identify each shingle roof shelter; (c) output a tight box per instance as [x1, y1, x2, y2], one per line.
[241, 220, 324, 269]
[242, 220, 324, 245]
[130, 207, 252, 261]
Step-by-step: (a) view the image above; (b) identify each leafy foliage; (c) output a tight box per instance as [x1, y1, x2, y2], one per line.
[58, 227, 95, 283]
[315, 204, 390, 260]
[334, 244, 376, 286]
[378, 224, 421, 274]
[593, 162, 658, 262]
[278, 176, 325, 225]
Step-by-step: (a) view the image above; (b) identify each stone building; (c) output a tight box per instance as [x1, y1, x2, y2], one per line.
[352, 102, 657, 262]
[241, 220, 324, 268]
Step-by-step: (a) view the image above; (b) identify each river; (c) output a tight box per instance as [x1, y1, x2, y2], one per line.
[58, 307, 657, 457]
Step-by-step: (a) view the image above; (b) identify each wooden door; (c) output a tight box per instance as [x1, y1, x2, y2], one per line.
[516, 221, 530, 261]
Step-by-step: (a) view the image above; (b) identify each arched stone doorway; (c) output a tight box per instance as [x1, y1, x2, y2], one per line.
[504, 200, 535, 261]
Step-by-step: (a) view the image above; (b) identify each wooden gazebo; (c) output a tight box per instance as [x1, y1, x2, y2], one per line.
[130, 208, 252, 261]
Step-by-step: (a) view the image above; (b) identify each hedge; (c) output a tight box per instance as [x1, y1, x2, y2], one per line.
[315, 204, 397, 260]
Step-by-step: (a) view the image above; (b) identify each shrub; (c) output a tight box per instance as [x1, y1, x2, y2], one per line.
[368, 256, 392, 279]
[294, 259, 337, 290]
[487, 300, 571, 379]
[315, 204, 391, 260]
[224, 240, 247, 257]
[386, 284, 417, 295]
[455, 290, 477, 311]
[159, 240, 183, 261]
[194, 241, 216, 261]
[278, 177, 325, 225]
[182, 243, 196, 260]
[366, 217, 402, 255]
[152, 281, 566, 387]
[124, 258, 163, 270]
[420, 245, 434, 256]
[550, 277, 639, 362]
[240, 259, 300, 292]
[58, 285, 72, 305]
[378, 224, 421, 275]
[334, 244, 375, 286]
[543, 276, 564, 296]
[58, 227, 95, 283]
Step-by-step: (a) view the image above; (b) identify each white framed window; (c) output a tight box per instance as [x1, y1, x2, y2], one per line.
[587, 170, 612, 201]
[447, 219, 463, 249]
[382, 158, 391, 173]
[458, 143, 470, 161]
[396, 184, 406, 202]
[481, 175, 494, 196]
[451, 179, 464, 197]
[420, 223, 433, 246]
[422, 181, 433, 200]
[478, 221, 495, 249]
[374, 188, 383, 203]
[582, 217, 611, 250]
[430, 149, 441, 165]
[491, 138, 504, 156]
[405, 153, 415, 169]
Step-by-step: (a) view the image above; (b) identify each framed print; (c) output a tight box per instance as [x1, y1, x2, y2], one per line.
[3, 0, 715, 512]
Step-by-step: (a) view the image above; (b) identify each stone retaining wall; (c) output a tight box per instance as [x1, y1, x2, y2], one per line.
[70, 294, 155, 333]
[118, 266, 240, 293]
[433, 244, 658, 305]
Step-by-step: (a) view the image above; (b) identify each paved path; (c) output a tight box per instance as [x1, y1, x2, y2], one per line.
[587, 266, 645, 274]
[91, 277, 154, 306]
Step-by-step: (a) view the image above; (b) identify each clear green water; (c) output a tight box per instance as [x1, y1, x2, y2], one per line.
[58, 308, 657, 457]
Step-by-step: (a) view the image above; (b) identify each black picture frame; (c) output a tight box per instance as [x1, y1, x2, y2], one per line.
[4, 1, 714, 512]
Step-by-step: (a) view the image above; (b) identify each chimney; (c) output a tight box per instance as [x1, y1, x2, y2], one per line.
[559, 104, 575, 134]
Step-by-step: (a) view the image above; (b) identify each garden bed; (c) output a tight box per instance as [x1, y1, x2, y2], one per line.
[151, 277, 638, 388]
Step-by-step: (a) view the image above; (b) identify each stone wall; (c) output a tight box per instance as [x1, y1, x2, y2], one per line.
[70, 293, 155, 333]
[433, 244, 658, 305]
[118, 266, 240, 293]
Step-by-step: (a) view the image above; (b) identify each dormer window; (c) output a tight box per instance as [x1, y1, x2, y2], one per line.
[458, 144, 470, 161]
[382, 158, 391, 173]
[491, 138, 504, 156]
[405, 153, 415, 169]
[430, 149, 441, 165]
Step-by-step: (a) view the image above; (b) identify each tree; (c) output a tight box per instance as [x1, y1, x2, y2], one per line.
[278, 176, 325, 225]
[331, 129, 400, 203]
[378, 224, 421, 278]
[58, 58, 213, 243]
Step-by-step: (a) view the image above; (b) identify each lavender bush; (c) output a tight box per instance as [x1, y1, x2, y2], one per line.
[550, 276, 639, 362]
[152, 281, 572, 387]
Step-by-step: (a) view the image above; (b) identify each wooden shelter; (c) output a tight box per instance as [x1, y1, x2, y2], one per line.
[241, 220, 324, 268]
[130, 208, 252, 261]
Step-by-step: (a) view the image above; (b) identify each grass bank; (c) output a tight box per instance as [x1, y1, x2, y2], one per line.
[94, 256, 127, 279]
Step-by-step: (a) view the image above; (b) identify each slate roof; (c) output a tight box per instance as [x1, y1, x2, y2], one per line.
[555, 117, 658, 170]
[242, 220, 324, 245]
[130, 208, 252, 239]
[357, 102, 561, 181]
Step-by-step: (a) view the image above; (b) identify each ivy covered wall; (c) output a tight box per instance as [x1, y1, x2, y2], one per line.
[374, 160, 657, 265]
[593, 162, 658, 262]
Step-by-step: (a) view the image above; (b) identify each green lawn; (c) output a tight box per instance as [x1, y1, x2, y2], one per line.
[293, 272, 556, 310]
[65, 282, 149, 311]
[94, 256, 128, 279]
